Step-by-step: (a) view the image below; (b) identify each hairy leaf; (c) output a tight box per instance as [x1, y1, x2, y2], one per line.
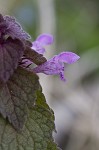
[0, 38, 24, 82]
[0, 67, 40, 130]
[24, 47, 47, 65]
[0, 84, 60, 150]
[4, 15, 31, 40]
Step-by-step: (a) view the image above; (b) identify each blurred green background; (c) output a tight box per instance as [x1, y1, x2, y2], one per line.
[1, 0, 99, 150]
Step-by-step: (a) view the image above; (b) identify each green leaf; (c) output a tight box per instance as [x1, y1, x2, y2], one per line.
[0, 82, 60, 150]
[0, 67, 40, 130]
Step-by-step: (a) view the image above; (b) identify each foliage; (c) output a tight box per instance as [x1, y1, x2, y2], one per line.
[0, 67, 60, 150]
[0, 13, 60, 150]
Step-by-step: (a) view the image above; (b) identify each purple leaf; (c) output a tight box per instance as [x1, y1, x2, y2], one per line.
[4, 15, 31, 40]
[36, 33, 54, 46]
[54, 52, 80, 64]
[0, 37, 24, 82]
[24, 47, 47, 65]
[0, 67, 40, 130]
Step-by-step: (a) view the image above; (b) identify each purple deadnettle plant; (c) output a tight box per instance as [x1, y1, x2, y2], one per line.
[24, 33, 80, 81]
[0, 13, 80, 150]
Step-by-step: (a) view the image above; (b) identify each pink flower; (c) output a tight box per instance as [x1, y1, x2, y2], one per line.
[32, 33, 54, 54]
[33, 52, 80, 81]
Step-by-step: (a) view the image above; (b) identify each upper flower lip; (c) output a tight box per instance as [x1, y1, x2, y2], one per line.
[56, 52, 80, 64]
[36, 33, 54, 46]
[32, 33, 54, 55]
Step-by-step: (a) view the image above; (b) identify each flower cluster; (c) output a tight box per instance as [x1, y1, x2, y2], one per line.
[0, 13, 80, 83]
[31, 34, 80, 81]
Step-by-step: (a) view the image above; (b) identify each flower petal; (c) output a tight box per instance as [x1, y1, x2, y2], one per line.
[32, 41, 45, 54]
[33, 51, 80, 81]
[59, 71, 66, 81]
[57, 52, 80, 64]
[33, 58, 62, 74]
[33, 55, 65, 81]
[36, 33, 54, 46]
